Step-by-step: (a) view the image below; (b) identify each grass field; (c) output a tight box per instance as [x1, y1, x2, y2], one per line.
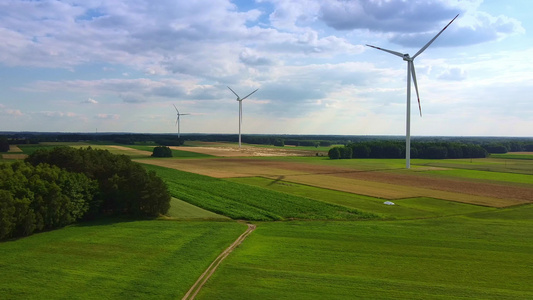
[199, 212, 533, 299]
[228, 177, 493, 219]
[3, 142, 533, 299]
[490, 152, 533, 160]
[414, 157, 533, 175]
[0, 220, 246, 299]
[142, 164, 378, 221]
[165, 197, 230, 220]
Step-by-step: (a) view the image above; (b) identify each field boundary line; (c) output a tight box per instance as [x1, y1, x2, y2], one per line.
[181, 223, 256, 300]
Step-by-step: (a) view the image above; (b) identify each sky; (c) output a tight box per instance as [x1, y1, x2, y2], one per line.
[0, 0, 531, 137]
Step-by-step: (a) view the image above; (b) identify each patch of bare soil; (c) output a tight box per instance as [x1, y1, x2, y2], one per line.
[170, 145, 317, 157]
[2, 154, 28, 159]
[261, 159, 533, 204]
[159, 158, 532, 205]
[107, 145, 153, 156]
[7, 145, 22, 153]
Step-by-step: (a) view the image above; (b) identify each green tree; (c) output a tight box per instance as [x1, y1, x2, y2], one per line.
[273, 139, 285, 147]
[0, 136, 9, 152]
[0, 190, 16, 239]
[26, 147, 171, 217]
[152, 146, 173, 157]
[328, 147, 341, 159]
[0, 161, 96, 240]
[352, 144, 370, 158]
[339, 147, 353, 159]
[424, 146, 448, 159]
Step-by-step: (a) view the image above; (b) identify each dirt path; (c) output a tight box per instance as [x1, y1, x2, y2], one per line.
[181, 223, 256, 300]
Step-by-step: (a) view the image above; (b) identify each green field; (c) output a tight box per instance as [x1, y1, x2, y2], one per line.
[228, 177, 493, 219]
[165, 197, 229, 220]
[199, 213, 533, 299]
[2, 142, 532, 299]
[414, 158, 533, 175]
[490, 153, 533, 160]
[142, 164, 377, 221]
[420, 168, 533, 185]
[256, 156, 533, 175]
[0, 220, 246, 299]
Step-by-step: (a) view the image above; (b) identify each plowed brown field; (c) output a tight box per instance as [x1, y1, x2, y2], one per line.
[136, 157, 532, 207]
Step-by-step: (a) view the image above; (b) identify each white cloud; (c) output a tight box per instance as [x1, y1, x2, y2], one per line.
[39, 111, 79, 118]
[95, 114, 120, 120]
[320, 0, 523, 48]
[5, 109, 24, 117]
[438, 67, 467, 81]
[0, 0, 530, 136]
[83, 98, 99, 104]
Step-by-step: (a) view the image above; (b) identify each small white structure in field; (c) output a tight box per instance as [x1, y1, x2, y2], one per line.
[383, 201, 395, 205]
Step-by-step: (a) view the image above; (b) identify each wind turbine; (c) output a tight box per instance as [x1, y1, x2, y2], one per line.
[366, 14, 459, 169]
[227, 86, 258, 148]
[173, 104, 189, 138]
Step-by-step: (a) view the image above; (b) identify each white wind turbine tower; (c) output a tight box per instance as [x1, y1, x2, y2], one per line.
[227, 86, 259, 148]
[366, 14, 459, 169]
[173, 104, 189, 138]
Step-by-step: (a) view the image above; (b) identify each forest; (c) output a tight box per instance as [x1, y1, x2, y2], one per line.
[0, 147, 170, 240]
[328, 141, 491, 159]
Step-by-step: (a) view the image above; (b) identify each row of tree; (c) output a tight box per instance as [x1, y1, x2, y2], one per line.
[3, 133, 533, 151]
[328, 141, 489, 160]
[1, 147, 171, 240]
[481, 142, 533, 154]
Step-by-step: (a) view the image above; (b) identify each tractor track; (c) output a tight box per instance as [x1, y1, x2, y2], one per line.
[181, 223, 256, 300]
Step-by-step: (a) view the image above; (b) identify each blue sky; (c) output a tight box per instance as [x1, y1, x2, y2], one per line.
[0, 0, 531, 136]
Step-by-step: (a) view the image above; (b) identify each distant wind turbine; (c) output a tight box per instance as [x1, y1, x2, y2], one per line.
[366, 14, 459, 169]
[227, 86, 259, 148]
[173, 104, 189, 138]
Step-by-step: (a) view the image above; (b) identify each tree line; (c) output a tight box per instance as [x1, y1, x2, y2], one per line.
[2, 133, 532, 151]
[328, 141, 489, 160]
[1, 147, 170, 240]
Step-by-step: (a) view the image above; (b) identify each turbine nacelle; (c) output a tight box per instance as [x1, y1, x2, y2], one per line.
[402, 54, 411, 61]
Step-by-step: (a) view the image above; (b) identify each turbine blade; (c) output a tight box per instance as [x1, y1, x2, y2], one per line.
[227, 86, 240, 98]
[366, 44, 404, 58]
[175, 116, 179, 126]
[240, 88, 258, 101]
[181, 113, 190, 116]
[413, 14, 459, 59]
[410, 62, 422, 117]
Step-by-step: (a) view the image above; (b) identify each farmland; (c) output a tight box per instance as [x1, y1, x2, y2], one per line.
[135, 156, 533, 207]
[199, 214, 533, 299]
[1, 141, 532, 299]
[0, 220, 246, 299]
[142, 164, 377, 221]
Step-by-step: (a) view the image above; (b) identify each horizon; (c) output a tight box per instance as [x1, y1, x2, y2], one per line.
[0, 1, 532, 137]
[2, 131, 532, 140]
